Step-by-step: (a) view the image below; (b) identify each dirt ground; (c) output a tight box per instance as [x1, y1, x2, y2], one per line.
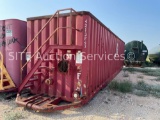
[0, 69, 160, 120]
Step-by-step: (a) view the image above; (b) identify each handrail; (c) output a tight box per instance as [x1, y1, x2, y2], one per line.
[21, 8, 78, 71]
[21, 27, 81, 70]
[0, 52, 3, 87]
[22, 8, 77, 54]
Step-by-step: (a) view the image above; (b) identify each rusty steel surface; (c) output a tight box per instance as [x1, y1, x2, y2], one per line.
[0, 19, 27, 91]
[16, 93, 81, 112]
[16, 8, 125, 112]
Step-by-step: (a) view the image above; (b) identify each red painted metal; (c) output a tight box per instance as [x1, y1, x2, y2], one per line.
[16, 8, 125, 112]
[0, 19, 27, 92]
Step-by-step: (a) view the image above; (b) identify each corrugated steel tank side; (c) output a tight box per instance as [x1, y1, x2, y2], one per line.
[81, 15, 124, 98]
[0, 19, 27, 87]
[26, 12, 124, 102]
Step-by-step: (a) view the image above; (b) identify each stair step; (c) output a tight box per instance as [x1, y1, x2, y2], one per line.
[39, 66, 49, 69]
[34, 72, 42, 75]
[29, 77, 38, 82]
[24, 84, 34, 88]
[18, 47, 53, 93]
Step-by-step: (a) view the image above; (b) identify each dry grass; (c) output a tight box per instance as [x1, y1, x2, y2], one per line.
[155, 77, 160, 81]
[137, 75, 144, 79]
[123, 72, 129, 77]
[4, 111, 25, 120]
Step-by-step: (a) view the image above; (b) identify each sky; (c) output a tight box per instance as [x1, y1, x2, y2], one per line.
[0, 0, 160, 51]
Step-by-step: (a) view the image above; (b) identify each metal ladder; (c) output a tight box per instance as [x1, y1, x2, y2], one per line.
[0, 52, 15, 91]
[16, 8, 83, 112]
[18, 8, 79, 93]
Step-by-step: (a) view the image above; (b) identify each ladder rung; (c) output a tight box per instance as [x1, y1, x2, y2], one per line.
[1, 71, 6, 74]
[39, 66, 49, 69]
[34, 72, 42, 75]
[0, 74, 5, 77]
[29, 78, 38, 82]
[24, 84, 34, 88]
[0, 54, 15, 90]
[2, 79, 9, 82]
[3, 85, 15, 89]
[0, 76, 4, 79]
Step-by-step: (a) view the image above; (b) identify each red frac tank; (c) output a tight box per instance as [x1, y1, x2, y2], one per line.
[16, 9, 125, 112]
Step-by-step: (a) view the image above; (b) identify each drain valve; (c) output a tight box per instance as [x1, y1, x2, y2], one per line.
[45, 78, 52, 85]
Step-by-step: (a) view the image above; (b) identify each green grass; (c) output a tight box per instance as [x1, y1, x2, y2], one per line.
[123, 67, 160, 77]
[151, 92, 160, 98]
[0, 93, 5, 101]
[155, 77, 160, 81]
[134, 81, 151, 91]
[149, 85, 160, 98]
[123, 67, 135, 74]
[137, 69, 153, 74]
[133, 89, 149, 97]
[4, 112, 25, 120]
[143, 61, 155, 67]
[145, 71, 160, 76]
[108, 80, 160, 98]
[108, 80, 132, 93]
[133, 81, 160, 98]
